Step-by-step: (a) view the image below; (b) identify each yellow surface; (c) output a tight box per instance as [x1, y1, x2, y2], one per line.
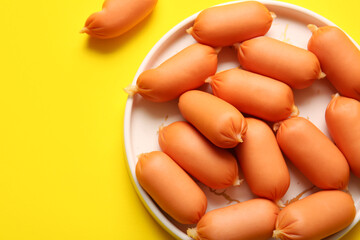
[0, 0, 359, 239]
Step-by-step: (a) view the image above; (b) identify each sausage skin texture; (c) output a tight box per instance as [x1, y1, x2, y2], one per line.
[135, 151, 207, 224]
[209, 68, 298, 122]
[187, 198, 280, 240]
[188, 1, 273, 47]
[308, 25, 360, 101]
[276, 117, 349, 190]
[127, 43, 218, 102]
[159, 121, 240, 189]
[178, 90, 248, 148]
[326, 94, 360, 177]
[236, 36, 322, 89]
[235, 118, 290, 202]
[274, 190, 356, 240]
[81, 0, 158, 39]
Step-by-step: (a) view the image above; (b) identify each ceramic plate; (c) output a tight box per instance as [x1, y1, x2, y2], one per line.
[124, 1, 360, 239]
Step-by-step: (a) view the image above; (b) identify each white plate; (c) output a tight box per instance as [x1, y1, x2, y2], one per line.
[124, 1, 360, 239]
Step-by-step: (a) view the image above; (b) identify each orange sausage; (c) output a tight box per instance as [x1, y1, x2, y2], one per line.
[178, 90, 248, 148]
[125, 43, 218, 102]
[276, 117, 349, 190]
[187, 1, 273, 47]
[187, 198, 280, 240]
[159, 121, 241, 189]
[80, 0, 157, 39]
[135, 151, 207, 224]
[308, 25, 360, 101]
[273, 190, 356, 240]
[236, 36, 323, 89]
[326, 94, 360, 178]
[208, 68, 299, 122]
[235, 118, 290, 203]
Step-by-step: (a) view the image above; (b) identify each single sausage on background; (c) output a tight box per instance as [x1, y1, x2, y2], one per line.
[124, 43, 218, 102]
[187, 1, 273, 47]
[178, 90, 248, 148]
[308, 24, 360, 101]
[273, 190, 356, 240]
[187, 198, 280, 240]
[81, 0, 158, 39]
[208, 68, 299, 122]
[236, 36, 323, 89]
[136, 151, 207, 224]
[159, 121, 242, 189]
[276, 117, 349, 190]
[235, 118, 290, 204]
[326, 94, 360, 177]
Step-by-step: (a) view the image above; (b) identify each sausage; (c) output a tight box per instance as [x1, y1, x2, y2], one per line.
[159, 121, 241, 189]
[187, 198, 280, 240]
[135, 151, 207, 224]
[80, 0, 157, 39]
[187, 1, 273, 47]
[325, 94, 360, 177]
[236, 36, 323, 89]
[276, 117, 349, 190]
[125, 43, 218, 102]
[308, 25, 360, 101]
[178, 90, 248, 148]
[273, 190, 356, 240]
[208, 68, 299, 122]
[235, 118, 290, 203]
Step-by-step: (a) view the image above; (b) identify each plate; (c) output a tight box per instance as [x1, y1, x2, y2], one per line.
[123, 1, 360, 239]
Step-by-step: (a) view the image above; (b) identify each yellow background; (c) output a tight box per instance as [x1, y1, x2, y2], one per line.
[0, 0, 359, 239]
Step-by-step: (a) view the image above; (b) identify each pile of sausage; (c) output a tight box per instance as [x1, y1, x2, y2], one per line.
[128, 1, 360, 240]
